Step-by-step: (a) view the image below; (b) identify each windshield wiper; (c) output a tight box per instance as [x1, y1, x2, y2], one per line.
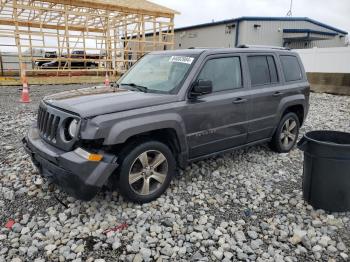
[121, 83, 148, 93]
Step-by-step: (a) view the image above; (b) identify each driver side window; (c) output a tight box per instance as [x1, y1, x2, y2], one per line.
[197, 57, 242, 92]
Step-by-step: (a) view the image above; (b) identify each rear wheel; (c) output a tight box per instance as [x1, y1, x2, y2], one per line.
[270, 112, 300, 153]
[117, 141, 176, 203]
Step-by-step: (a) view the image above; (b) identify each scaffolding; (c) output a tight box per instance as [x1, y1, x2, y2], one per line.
[0, 0, 178, 84]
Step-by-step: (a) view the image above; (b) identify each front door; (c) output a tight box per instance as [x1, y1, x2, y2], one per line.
[183, 55, 249, 159]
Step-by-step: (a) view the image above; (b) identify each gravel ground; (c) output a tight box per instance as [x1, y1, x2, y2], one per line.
[0, 84, 349, 262]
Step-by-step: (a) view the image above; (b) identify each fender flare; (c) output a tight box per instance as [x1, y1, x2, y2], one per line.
[270, 94, 306, 136]
[277, 94, 306, 120]
[103, 113, 188, 155]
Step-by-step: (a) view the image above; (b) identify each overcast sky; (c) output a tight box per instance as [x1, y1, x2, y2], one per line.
[152, 0, 350, 33]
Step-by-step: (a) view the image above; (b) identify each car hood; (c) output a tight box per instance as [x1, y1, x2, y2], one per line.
[43, 85, 178, 117]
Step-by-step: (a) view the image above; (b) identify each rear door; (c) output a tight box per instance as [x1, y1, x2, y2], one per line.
[245, 53, 285, 142]
[183, 54, 249, 159]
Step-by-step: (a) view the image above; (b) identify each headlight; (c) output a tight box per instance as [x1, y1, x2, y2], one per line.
[68, 119, 79, 138]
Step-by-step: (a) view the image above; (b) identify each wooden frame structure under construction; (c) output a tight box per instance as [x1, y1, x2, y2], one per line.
[0, 0, 178, 84]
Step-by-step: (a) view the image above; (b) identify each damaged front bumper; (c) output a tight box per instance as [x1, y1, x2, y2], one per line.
[22, 126, 118, 201]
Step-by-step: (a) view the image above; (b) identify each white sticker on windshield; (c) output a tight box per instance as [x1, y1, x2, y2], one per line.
[169, 56, 194, 64]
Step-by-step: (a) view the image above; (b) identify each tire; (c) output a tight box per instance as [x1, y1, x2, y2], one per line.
[270, 112, 300, 153]
[117, 141, 176, 203]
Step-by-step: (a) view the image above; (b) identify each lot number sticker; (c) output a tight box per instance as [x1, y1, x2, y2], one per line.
[169, 56, 194, 64]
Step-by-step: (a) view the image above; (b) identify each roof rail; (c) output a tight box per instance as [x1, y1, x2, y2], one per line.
[188, 47, 224, 49]
[237, 44, 291, 50]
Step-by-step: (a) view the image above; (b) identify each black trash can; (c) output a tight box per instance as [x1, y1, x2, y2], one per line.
[298, 131, 350, 212]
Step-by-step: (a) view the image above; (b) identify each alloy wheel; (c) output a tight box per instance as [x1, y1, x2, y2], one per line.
[128, 150, 168, 196]
[280, 118, 298, 148]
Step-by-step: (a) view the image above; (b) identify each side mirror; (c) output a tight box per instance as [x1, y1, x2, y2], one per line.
[190, 80, 213, 98]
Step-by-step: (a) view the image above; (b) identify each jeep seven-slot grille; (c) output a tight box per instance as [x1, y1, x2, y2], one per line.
[37, 106, 60, 142]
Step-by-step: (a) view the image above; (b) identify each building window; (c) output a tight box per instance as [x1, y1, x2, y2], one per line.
[225, 24, 235, 34]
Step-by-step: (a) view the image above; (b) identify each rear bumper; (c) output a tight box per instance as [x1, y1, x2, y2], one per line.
[23, 126, 118, 201]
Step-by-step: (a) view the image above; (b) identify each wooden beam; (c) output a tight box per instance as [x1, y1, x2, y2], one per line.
[105, 11, 112, 73]
[43, 0, 177, 18]
[17, 0, 33, 16]
[64, 4, 70, 73]
[13, 0, 23, 68]
[0, 18, 104, 32]
[28, 25, 34, 69]
[29, 2, 52, 21]
[170, 17, 174, 50]
[153, 17, 156, 51]
[0, 0, 10, 13]
[14, 3, 109, 19]
[141, 14, 145, 55]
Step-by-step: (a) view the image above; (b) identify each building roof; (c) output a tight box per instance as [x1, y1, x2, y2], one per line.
[174, 16, 348, 35]
[45, 0, 179, 17]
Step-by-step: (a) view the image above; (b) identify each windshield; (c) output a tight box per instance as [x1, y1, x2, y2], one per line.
[119, 54, 197, 94]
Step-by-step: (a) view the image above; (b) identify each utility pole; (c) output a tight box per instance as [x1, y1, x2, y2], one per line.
[286, 0, 293, 17]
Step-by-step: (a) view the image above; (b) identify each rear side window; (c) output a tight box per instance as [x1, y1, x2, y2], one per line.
[280, 55, 302, 82]
[247, 55, 279, 86]
[197, 57, 242, 92]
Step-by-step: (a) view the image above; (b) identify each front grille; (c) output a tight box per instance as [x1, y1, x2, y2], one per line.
[37, 102, 79, 151]
[37, 106, 61, 142]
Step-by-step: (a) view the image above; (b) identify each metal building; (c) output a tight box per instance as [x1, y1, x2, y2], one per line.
[174, 17, 348, 49]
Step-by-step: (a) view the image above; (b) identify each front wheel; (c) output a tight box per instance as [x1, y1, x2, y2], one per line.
[270, 112, 300, 153]
[117, 141, 176, 203]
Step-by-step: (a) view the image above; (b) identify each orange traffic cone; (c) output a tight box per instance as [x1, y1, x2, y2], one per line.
[104, 72, 110, 86]
[20, 68, 30, 103]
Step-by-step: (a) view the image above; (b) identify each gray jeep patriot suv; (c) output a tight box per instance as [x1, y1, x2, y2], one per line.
[23, 46, 310, 203]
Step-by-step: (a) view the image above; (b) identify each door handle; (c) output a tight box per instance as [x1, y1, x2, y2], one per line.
[232, 98, 248, 104]
[273, 91, 283, 97]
